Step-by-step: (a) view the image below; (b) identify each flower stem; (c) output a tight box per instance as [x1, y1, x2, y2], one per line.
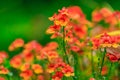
[71, 51, 81, 80]
[107, 62, 113, 80]
[100, 48, 106, 77]
[91, 50, 95, 77]
[62, 27, 70, 64]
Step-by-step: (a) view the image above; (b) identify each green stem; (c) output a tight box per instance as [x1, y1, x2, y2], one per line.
[100, 48, 106, 77]
[91, 50, 95, 77]
[62, 27, 70, 64]
[71, 51, 81, 80]
[107, 62, 113, 80]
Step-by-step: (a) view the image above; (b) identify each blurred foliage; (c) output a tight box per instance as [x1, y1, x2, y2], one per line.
[0, 0, 120, 51]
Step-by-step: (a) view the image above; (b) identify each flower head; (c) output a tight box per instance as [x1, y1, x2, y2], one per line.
[52, 71, 63, 80]
[9, 38, 24, 51]
[20, 70, 33, 80]
[92, 33, 120, 49]
[106, 53, 119, 62]
[32, 64, 43, 74]
[0, 51, 8, 64]
[10, 54, 23, 69]
[0, 66, 9, 74]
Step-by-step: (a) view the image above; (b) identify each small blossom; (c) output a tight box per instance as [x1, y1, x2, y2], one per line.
[0, 51, 8, 64]
[101, 65, 108, 75]
[46, 25, 61, 34]
[0, 66, 9, 74]
[32, 64, 43, 74]
[24, 40, 42, 53]
[62, 65, 74, 77]
[0, 77, 5, 80]
[23, 53, 34, 63]
[20, 63, 30, 71]
[46, 51, 59, 61]
[89, 78, 96, 80]
[92, 10, 103, 22]
[47, 64, 56, 73]
[37, 75, 44, 80]
[100, 8, 112, 18]
[9, 38, 24, 51]
[10, 55, 23, 69]
[46, 42, 58, 50]
[70, 45, 80, 52]
[106, 53, 118, 62]
[20, 70, 33, 80]
[52, 71, 63, 80]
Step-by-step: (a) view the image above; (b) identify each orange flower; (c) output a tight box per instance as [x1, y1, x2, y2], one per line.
[23, 53, 34, 63]
[9, 38, 24, 51]
[0, 57, 3, 64]
[100, 33, 119, 48]
[101, 65, 108, 75]
[0, 51, 8, 59]
[100, 8, 112, 18]
[92, 7, 120, 27]
[92, 10, 103, 22]
[106, 53, 118, 62]
[0, 77, 5, 80]
[0, 66, 9, 74]
[50, 32, 62, 39]
[46, 42, 58, 50]
[36, 52, 46, 60]
[46, 25, 61, 34]
[20, 70, 33, 80]
[52, 71, 63, 80]
[70, 45, 80, 52]
[92, 8, 112, 22]
[89, 78, 96, 80]
[62, 65, 74, 77]
[47, 6, 89, 39]
[32, 64, 43, 74]
[0, 51, 8, 64]
[37, 75, 44, 80]
[91, 38, 100, 49]
[105, 13, 117, 25]
[24, 41, 42, 53]
[50, 8, 69, 26]
[20, 63, 30, 71]
[47, 64, 56, 73]
[47, 51, 58, 61]
[72, 24, 87, 39]
[47, 6, 89, 54]
[10, 55, 23, 69]
[67, 6, 85, 20]
[113, 11, 120, 22]
[47, 60, 74, 79]
[92, 33, 120, 49]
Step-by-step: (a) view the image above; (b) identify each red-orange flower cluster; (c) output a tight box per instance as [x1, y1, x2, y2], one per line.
[0, 65, 9, 74]
[0, 51, 9, 76]
[47, 6, 90, 53]
[9, 38, 24, 51]
[92, 33, 120, 49]
[47, 58, 74, 80]
[9, 39, 74, 80]
[92, 8, 120, 26]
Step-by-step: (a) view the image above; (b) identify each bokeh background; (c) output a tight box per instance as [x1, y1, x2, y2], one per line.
[0, 0, 120, 51]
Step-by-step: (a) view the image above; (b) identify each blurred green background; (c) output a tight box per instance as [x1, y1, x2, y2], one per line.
[0, 0, 120, 51]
